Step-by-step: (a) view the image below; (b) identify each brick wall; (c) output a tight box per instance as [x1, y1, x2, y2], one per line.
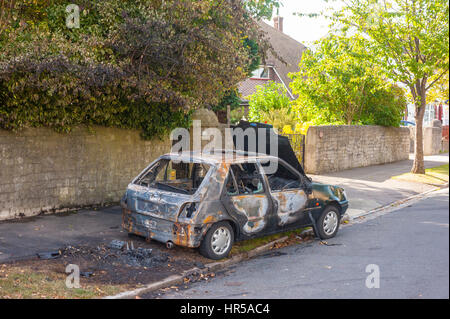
[304, 125, 410, 174]
[0, 126, 172, 220]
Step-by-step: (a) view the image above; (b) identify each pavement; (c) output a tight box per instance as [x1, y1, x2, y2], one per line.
[148, 188, 449, 299]
[310, 153, 449, 218]
[0, 207, 126, 262]
[0, 153, 447, 263]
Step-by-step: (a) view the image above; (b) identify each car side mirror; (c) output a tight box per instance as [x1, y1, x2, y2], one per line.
[304, 182, 313, 195]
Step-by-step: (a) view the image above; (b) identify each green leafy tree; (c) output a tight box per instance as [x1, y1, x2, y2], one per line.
[290, 35, 406, 127]
[0, 0, 273, 139]
[332, 0, 449, 173]
[248, 81, 291, 122]
[211, 0, 281, 117]
[211, 37, 261, 117]
[244, 0, 282, 19]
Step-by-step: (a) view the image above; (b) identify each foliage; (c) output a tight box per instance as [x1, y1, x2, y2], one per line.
[426, 70, 449, 103]
[211, 88, 242, 113]
[0, 0, 270, 139]
[290, 35, 406, 127]
[230, 106, 246, 124]
[331, 0, 449, 173]
[210, 20, 262, 114]
[243, 0, 282, 20]
[248, 81, 291, 121]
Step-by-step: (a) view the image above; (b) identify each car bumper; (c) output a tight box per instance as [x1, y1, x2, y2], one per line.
[340, 200, 349, 216]
[122, 207, 206, 248]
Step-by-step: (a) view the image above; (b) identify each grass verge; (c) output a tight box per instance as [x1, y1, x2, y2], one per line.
[0, 264, 127, 299]
[391, 164, 449, 186]
[230, 228, 307, 255]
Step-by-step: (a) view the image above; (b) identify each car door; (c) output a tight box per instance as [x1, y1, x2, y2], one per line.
[259, 159, 309, 229]
[221, 162, 276, 238]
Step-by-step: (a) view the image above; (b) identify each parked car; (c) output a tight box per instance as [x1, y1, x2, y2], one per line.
[400, 120, 415, 127]
[121, 150, 348, 260]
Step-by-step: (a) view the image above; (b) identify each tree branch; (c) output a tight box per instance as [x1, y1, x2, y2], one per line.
[425, 69, 448, 91]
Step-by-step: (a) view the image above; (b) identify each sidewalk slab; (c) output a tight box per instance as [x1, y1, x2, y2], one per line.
[309, 153, 448, 218]
[0, 207, 124, 262]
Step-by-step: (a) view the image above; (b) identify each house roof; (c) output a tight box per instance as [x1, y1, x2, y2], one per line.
[238, 21, 307, 100]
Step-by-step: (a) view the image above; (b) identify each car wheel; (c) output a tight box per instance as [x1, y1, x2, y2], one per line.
[199, 221, 234, 260]
[316, 205, 340, 239]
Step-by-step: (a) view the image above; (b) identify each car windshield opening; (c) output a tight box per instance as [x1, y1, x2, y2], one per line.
[135, 159, 210, 195]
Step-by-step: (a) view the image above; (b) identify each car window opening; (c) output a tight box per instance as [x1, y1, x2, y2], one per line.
[135, 159, 210, 195]
[226, 163, 264, 196]
[261, 160, 303, 191]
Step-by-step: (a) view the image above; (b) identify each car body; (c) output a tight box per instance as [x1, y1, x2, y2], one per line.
[400, 120, 416, 127]
[121, 150, 348, 259]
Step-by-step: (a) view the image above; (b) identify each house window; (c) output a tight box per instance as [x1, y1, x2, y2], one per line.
[251, 67, 269, 79]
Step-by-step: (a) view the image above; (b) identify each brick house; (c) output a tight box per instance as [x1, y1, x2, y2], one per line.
[238, 17, 307, 110]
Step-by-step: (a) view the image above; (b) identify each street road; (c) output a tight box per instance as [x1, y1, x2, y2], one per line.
[148, 188, 449, 299]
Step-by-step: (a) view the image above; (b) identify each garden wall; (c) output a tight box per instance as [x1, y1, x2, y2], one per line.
[0, 109, 222, 221]
[0, 126, 172, 221]
[408, 120, 444, 156]
[304, 125, 410, 174]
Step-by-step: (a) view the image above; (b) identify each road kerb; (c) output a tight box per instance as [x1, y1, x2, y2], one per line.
[345, 185, 447, 223]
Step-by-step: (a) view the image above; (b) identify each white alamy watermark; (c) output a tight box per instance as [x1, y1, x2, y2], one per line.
[66, 4, 80, 29]
[365, 264, 380, 289]
[170, 120, 279, 174]
[65, 264, 80, 289]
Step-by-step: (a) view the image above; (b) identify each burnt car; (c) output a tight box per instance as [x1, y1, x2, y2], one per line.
[121, 149, 348, 260]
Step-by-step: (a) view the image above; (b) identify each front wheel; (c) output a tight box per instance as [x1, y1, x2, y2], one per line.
[199, 221, 234, 260]
[315, 206, 341, 239]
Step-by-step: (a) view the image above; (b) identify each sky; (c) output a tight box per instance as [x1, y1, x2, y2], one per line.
[263, 0, 344, 46]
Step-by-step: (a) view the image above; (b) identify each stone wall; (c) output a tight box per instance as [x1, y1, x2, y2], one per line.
[408, 120, 444, 155]
[0, 109, 223, 221]
[423, 126, 443, 156]
[0, 126, 171, 220]
[304, 125, 410, 174]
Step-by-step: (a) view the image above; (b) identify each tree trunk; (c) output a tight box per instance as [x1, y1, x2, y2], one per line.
[411, 94, 426, 174]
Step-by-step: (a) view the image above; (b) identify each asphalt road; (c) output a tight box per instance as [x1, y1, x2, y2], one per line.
[150, 188, 449, 299]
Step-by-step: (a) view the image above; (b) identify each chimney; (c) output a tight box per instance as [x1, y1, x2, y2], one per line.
[273, 16, 284, 32]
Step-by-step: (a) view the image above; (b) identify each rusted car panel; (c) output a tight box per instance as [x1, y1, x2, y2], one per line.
[272, 189, 308, 227]
[230, 194, 270, 234]
[121, 151, 349, 256]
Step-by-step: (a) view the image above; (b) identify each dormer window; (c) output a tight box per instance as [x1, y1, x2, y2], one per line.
[250, 67, 270, 79]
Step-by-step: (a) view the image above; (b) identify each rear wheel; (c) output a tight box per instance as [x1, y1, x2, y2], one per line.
[315, 206, 340, 239]
[199, 221, 234, 260]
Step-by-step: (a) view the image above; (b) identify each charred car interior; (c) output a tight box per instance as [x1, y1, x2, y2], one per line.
[134, 159, 211, 195]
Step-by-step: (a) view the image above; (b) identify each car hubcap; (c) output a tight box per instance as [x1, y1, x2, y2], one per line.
[211, 227, 231, 255]
[323, 211, 338, 235]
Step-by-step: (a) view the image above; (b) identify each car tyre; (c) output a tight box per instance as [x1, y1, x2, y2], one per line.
[199, 221, 234, 260]
[316, 205, 341, 239]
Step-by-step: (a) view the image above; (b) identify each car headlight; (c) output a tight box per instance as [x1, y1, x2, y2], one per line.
[332, 186, 346, 201]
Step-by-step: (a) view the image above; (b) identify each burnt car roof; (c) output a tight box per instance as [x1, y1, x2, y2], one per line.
[164, 150, 279, 165]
